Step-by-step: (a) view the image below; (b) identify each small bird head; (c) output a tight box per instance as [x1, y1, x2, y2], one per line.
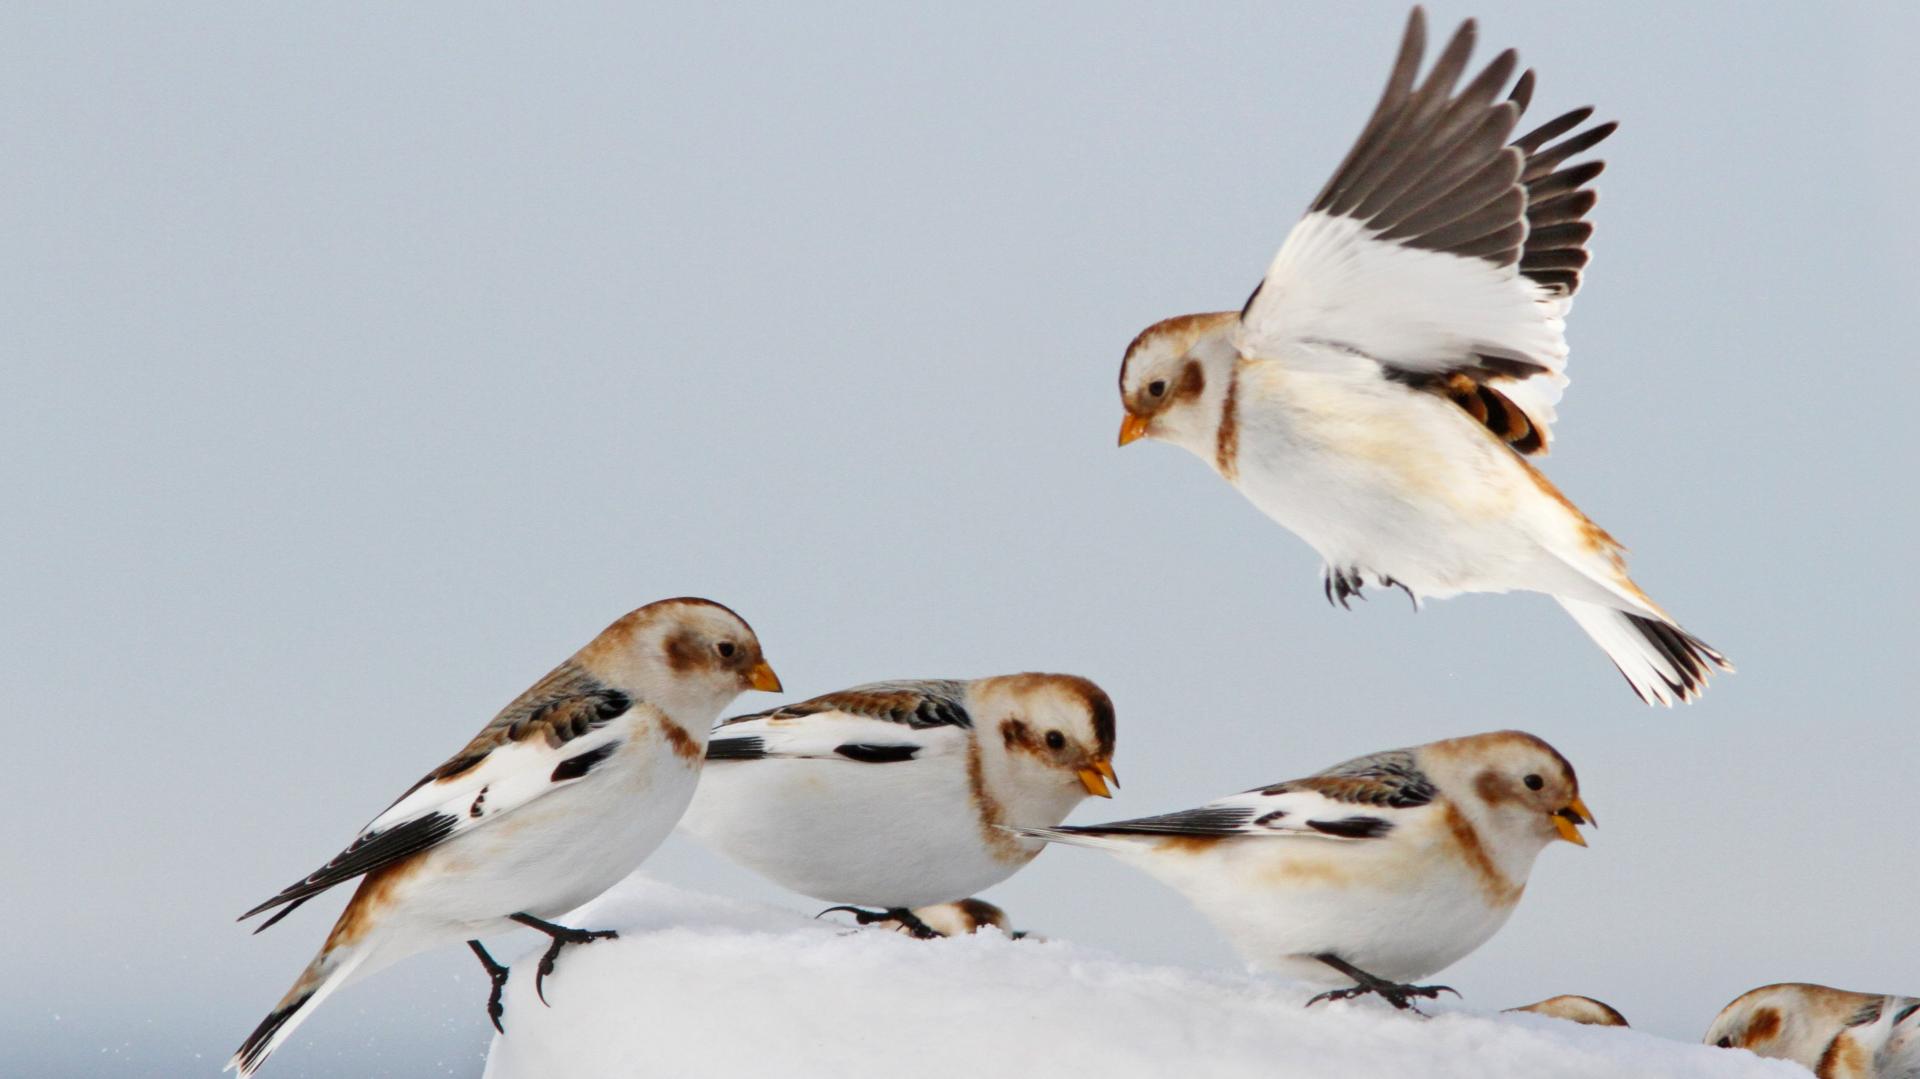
[581, 597, 781, 720]
[1429, 730, 1592, 856]
[1704, 983, 1901, 1067]
[972, 673, 1119, 813]
[1116, 312, 1239, 451]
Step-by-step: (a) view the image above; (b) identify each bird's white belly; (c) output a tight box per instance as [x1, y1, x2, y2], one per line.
[1125, 834, 1517, 984]
[409, 735, 700, 933]
[683, 756, 1036, 909]
[1229, 377, 1549, 599]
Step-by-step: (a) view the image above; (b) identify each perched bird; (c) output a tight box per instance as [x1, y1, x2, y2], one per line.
[681, 674, 1117, 933]
[823, 898, 1030, 940]
[1706, 983, 1920, 1079]
[227, 598, 780, 1077]
[1013, 730, 1589, 1010]
[1113, 7, 1730, 705]
[1506, 994, 1629, 1027]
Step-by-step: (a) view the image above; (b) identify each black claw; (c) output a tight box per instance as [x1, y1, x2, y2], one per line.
[507, 914, 618, 1009]
[887, 908, 942, 940]
[1305, 954, 1456, 1016]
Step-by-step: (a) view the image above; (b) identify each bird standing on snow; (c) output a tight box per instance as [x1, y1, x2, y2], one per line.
[681, 675, 1116, 937]
[1706, 983, 1920, 1079]
[228, 598, 781, 1077]
[1113, 7, 1730, 705]
[1506, 995, 1629, 1027]
[1013, 730, 1590, 1010]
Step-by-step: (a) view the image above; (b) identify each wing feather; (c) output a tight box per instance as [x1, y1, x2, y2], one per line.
[1238, 9, 1616, 454]
[238, 668, 638, 925]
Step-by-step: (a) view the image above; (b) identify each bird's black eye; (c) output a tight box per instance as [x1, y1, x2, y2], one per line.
[715, 641, 736, 658]
[1524, 773, 1544, 791]
[1715, 1037, 1733, 1049]
[1147, 379, 1167, 398]
[1045, 730, 1066, 750]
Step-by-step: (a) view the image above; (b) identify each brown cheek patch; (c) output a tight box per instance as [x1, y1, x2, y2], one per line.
[1443, 803, 1522, 906]
[1473, 769, 1519, 808]
[658, 717, 701, 762]
[1000, 717, 1036, 750]
[662, 631, 706, 674]
[1744, 1006, 1781, 1046]
[1176, 359, 1206, 402]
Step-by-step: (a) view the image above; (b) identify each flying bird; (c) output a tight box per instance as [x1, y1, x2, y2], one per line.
[1114, 7, 1730, 705]
[681, 674, 1116, 936]
[1013, 730, 1590, 1010]
[1707, 983, 1920, 1079]
[227, 598, 780, 1077]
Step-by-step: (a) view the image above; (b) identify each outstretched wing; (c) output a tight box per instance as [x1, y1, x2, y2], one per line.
[1236, 8, 1614, 454]
[238, 664, 637, 929]
[708, 680, 972, 765]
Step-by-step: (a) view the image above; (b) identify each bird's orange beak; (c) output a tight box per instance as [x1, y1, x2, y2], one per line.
[749, 661, 783, 693]
[1077, 759, 1118, 798]
[1118, 412, 1149, 446]
[1553, 796, 1594, 846]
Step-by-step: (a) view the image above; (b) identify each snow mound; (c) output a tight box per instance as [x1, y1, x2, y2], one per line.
[483, 878, 1799, 1079]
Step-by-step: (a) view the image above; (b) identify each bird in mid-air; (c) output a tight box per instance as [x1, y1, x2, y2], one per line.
[1113, 7, 1730, 705]
[1706, 983, 1919, 1078]
[681, 674, 1116, 938]
[227, 598, 781, 1077]
[1013, 730, 1590, 1011]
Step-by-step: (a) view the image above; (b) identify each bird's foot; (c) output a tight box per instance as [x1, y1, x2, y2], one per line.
[508, 913, 619, 1006]
[467, 940, 510, 1034]
[1322, 566, 1368, 610]
[815, 905, 941, 939]
[1321, 568, 1418, 612]
[1305, 954, 1457, 1015]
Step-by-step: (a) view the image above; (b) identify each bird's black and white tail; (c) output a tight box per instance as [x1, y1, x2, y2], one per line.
[227, 944, 369, 1077]
[1557, 598, 1732, 707]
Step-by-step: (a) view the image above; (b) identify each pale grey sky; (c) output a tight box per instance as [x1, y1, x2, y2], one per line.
[4, 3, 1915, 1075]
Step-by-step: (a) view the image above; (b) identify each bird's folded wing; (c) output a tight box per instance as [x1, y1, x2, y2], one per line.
[706, 709, 960, 764]
[716, 679, 972, 731]
[1235, 8, 1613, 453]
[1057, 786, 1409, 843]
[238, 680, 639, 928]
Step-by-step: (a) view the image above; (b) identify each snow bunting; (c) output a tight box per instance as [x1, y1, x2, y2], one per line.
[1013, 729, 1589, 1010]
[228, 598, 780, 1077]
[681, 674, 1116, 930]
[1114, 7, 1730, 705]
[821, 898, 1029, 940]
[1706, 983, 1920, 1079]
[1507, 995, 1628, 1027]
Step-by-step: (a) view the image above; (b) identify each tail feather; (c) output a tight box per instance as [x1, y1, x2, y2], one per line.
[1557, 598, 1732, 706]
[999, 824, 1138, 852]
[227, 946, 369, 1077]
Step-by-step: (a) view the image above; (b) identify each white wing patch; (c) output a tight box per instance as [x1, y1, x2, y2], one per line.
[1237, 212, 1569, 395]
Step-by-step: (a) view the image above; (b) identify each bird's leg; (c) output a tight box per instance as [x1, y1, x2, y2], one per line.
[814, 905, 942, 939]
[1304, 953, 1458, 1015]
[508, 913, 620, 1006]
[467, 940, 510, 1034]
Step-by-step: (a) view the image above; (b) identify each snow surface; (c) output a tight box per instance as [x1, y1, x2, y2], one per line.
[482, 877, 1803, 1079]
